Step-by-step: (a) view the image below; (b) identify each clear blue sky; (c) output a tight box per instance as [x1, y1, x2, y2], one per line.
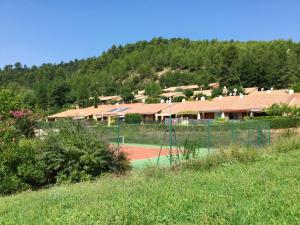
[1, 0, 300, 67]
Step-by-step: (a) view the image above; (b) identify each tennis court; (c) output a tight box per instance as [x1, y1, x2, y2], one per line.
[120, 143, 169, 160]
[115, 141, 215, 168]
[95, 120, 271, 168]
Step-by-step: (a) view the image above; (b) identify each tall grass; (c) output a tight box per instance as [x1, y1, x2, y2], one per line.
[180, 132, 300, 171]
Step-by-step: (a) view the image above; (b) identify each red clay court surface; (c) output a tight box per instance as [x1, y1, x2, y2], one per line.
[120, 144, 170, 160]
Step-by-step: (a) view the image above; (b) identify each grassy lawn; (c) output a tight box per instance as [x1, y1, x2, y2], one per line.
[1, 142, 300, 225]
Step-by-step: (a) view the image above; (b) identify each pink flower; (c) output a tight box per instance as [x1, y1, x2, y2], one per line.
[11, 110, 25, 119]
[10, 110, 32, 119]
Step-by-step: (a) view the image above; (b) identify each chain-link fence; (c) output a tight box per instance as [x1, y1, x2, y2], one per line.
[111, 120, 270, 148]
[38, 119, 271, 165]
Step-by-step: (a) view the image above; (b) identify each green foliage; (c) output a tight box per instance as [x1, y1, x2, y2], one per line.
[91, 95, 100, 108]
[145, 96, 160, 104]
[0, 121, 19, 148]
[159, 72, 198, 87]
[0, 140, 46, 195]
[215, 117, 229, 123]
[211, 87, 223, 98]
[173, 96, 185, 102]
[9, 110, 37, 138]
[264, 103, 300, 116]
[183, 89, 193, 98]
[48, 79, 71, 108]
[39, 121, 130, 184]
[0, 89, 23, 119]
[120, 86, 134, 103]
[227, 86, 245, 95]
[250, 116, 300, 129]
[291, 82, 300, 92]
[125, 113, 142, 124]
[0, 120, 131, 195]
[144, 82, 162, 96]
[182, 139, 201, 160]
[220, 45, 240, 86]
[211, 86, 244, 98]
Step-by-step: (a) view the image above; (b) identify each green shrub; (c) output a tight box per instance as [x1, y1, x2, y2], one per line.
[0, 120, 131, 195]
[264, 103, 300, 117]
[173, 96, 185, 102]
[145, 97, 160, 104]
[250, 116, 300, 129]
[125, 113, 142, 124]
[291, 82, 300, 92]
[0, 140, 46, 195]
[38, 121, 131, 184]
[0, 89, 23, 120]
[0, 121, 19, 146]
[211, 87, 223, 98]
[182, 139, 200, 160]
[144, 83, 162, 96]
[183, 89, 193, 98]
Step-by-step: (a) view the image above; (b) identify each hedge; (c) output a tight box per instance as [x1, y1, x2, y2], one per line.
[125, 114, 142, 124]
[250, 116, 300, 129]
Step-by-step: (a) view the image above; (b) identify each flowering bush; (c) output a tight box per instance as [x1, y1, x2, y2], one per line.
[10, 110, 36, 138]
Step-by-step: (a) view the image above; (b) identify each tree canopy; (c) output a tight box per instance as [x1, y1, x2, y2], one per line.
[0, 38, 300, 114]
[0, 89, 23, 119]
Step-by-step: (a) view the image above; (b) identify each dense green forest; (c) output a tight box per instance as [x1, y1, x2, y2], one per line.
[1, 38, 300, 113]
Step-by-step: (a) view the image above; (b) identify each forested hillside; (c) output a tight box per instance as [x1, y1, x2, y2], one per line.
[1, 38, 300, 113]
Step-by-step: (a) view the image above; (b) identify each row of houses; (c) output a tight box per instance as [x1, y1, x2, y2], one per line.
[90, 83, 221, 105]
[48, 89, 300, 124]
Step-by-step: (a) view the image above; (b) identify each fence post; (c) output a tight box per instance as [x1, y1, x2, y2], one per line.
[117, 116, 120, 154]
[231, 123, 235, 145]
[257, 126, 261, 147]
[268, 121, 271, 145]
[207, 120, 211, 154]
[247, 122, 250, 147]
[169, 115, 173, 165]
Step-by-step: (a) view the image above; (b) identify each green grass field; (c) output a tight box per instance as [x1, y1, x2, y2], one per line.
[1, 135, 300, 225]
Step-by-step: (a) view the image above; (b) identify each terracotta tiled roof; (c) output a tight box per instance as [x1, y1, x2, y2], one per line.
[163, 84, 199, 92]
[47, 109, 80, 118]
[49, 103, 171, 119]
[137, 90, 145, 95]
[161, 92, 185, 98]
[48, 105, 116, 118]
[181, 85, 199, 90]
[249, 89, 289, 96]
[99, 96, 122, 101]
[244, 87, 258, 94]
[134, 95, 148, 101]
[208, 82, 219, 88]
[160, 91, 294, 115]
[48, 90, 298, 119]
[193, 90, 212, 97]
[289, 93, 300, 107]
[210, 94, 293, 112]
[92, 103, 171, 116]
[120, 103, 171, 115]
